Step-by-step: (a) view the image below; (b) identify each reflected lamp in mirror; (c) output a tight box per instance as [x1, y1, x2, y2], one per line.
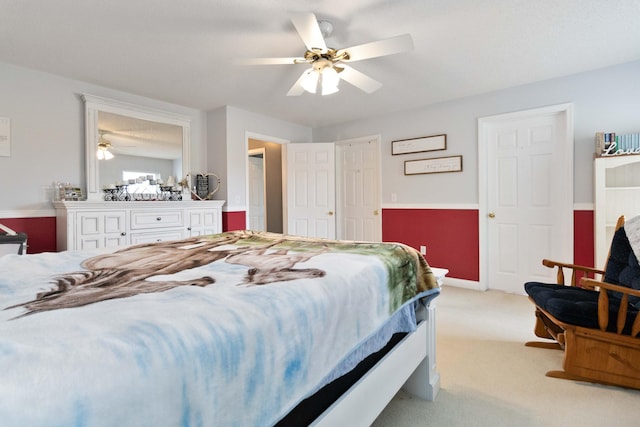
[96, 138, 114, 160]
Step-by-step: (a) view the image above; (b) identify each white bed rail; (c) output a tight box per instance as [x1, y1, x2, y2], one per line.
[312, 298, 439, 427]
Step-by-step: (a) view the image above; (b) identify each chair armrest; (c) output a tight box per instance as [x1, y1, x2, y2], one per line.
[581, 278, 640, 297]
[542, 259, 606, 286]
[580, 277, 640, 336]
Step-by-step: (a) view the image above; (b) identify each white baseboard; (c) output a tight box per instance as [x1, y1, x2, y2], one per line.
[442, 277, 485, 291]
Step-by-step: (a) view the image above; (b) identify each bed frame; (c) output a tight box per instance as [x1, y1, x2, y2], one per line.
[312, 296, 439, 426]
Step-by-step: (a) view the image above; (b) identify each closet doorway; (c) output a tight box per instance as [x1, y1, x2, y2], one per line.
[247, 138, 283, 233]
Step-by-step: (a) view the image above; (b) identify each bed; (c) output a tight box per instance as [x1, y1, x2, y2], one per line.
[0, 230, 440, 426]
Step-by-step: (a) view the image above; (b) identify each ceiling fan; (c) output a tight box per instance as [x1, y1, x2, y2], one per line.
[99, 129, 182, 160]
[237, 12, 414, 96]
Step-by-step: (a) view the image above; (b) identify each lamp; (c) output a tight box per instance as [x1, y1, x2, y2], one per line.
[97, 139, 114, 160]
[300, 69, 319, 94]
[320, 66, 339, 95]
[301, 58, 340, 95]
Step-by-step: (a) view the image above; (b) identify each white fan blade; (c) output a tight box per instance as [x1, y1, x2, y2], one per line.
[234, 57, 303, 65]
[339, 65, 382, 93]
[338, 33, 413, 62]
[289, 11, 327, 53]
[286, 70, 308, 96]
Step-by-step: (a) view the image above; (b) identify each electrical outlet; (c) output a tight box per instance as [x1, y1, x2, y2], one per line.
[420, 245, 426, 255]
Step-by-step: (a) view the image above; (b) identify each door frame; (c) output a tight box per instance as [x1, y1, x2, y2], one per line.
[478, 103, 574, 291]
[244, 132, 382, 239]
[245, 132, 289, 232]
[247, 148, 266, 231]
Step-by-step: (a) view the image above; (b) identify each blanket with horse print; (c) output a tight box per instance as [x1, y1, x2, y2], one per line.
[0, 231, 438, 427]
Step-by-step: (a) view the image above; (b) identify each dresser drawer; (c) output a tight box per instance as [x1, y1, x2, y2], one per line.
[130, 209, 184, 229]
[130, 230, 184, 245]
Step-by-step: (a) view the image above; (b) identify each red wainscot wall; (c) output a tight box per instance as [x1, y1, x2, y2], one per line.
[223, 211, 246, 232]
[573, 210, 594, 268]
[382, 208, 480, 281]
[381, 208, 595, 283]
[0, 217, 57, 254]
[1, 210, 595, 269]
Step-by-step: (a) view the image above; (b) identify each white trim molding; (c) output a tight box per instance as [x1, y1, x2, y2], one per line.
[0, 209, 56, 219]
[381, 203, 479, 210]
[573, 203, 594, 211]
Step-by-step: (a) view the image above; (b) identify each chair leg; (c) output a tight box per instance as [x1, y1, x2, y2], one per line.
[533, 312, 554, 339]
[525, 341, 562, 350]
[526, 310, 566, 349]
[546, 370, 590, 382]
[546, 370, 627, 389]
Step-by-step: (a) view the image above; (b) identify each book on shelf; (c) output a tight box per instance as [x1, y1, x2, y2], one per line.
[596, 131, 640, 156]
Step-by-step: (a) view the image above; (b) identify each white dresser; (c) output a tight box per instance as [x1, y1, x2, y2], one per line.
[54, 200, 225, 251]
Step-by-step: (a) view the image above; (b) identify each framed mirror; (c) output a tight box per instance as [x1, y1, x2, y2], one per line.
[83, 94, 191, 201]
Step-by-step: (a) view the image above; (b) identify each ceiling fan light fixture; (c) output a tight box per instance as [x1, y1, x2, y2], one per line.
[103, 149, 114, 160]
[241, 12, 412, 96]
[97, 140, 114, 160]
[301, 69, 319, 94]
[321, 83, 339, 96]
[301, 63, 340, 95]
[321, 66, 340, 95]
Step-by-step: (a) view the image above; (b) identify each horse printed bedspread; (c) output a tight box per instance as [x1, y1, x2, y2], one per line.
[0, 231, 439, 426]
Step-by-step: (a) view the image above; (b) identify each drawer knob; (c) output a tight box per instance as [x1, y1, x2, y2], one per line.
[187, 227, 192, 231]
[156, 217, 162, 221]
[121, 232, 126, 236]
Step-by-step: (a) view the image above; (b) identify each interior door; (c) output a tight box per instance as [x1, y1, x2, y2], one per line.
[336, 138, 381, 241]
[248, 149, 266, 231]
[285, 142, 336, 239]
[482, 105, 573, 293]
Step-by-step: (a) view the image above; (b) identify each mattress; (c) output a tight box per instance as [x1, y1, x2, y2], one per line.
[0, 231, 438, 426]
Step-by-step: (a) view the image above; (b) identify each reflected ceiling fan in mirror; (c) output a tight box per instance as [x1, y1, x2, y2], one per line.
[237, 12, 414, 96]
[97, 131, 114, 160]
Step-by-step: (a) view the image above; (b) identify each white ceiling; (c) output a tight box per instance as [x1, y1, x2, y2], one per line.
[2, 0, 640, 128]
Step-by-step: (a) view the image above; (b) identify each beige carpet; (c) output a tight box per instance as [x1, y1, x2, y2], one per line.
[372, 286, 640, 427]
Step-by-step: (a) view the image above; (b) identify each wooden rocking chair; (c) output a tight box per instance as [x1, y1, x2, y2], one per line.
[524, 215, 640, 389]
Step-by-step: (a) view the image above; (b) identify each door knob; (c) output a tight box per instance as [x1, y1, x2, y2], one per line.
[488, 212, 496, 218]
[373, 210, 379, 216]
[328, 211, 334, 216]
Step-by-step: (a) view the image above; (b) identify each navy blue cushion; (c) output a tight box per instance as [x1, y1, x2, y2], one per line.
[603, 226, 640, 307]
[524, 225, 640, 335]
[525, 281, 638, 334]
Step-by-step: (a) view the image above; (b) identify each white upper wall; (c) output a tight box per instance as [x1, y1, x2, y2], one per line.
[2, 59, 639, 216]
[0, 61, 206, 215]
[212, 106, 312, 211]
[313, 60, 640, 207]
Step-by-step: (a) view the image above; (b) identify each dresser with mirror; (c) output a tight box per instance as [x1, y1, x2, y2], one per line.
[54, 95, 224, 251]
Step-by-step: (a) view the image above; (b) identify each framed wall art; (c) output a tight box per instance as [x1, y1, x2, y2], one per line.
[392, 134, 446, 155]
[404, 155, 463, 175]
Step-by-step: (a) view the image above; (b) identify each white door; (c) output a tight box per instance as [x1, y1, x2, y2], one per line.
[285, 142, 336, 239]
[336, 138, 381, 241]
[480, 104, 573, 293]
[248, 149, 266, 231]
